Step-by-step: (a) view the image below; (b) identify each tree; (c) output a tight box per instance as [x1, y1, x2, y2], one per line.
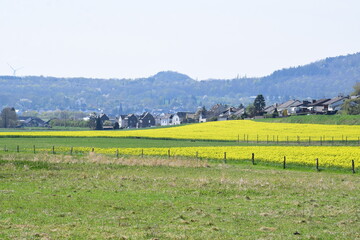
[245, 104, 256, 118]
[342, 82, 360, 115]
[342, 98, 360, 115]
[253, 94, 266, 115]
[88, 112, 97, 129]
[351, 82, 360, 96]
[95, 116, 103, 130]
[0, 107, 18, 128]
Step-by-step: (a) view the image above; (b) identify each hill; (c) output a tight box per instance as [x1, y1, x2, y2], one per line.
[1, 53, 360, 114]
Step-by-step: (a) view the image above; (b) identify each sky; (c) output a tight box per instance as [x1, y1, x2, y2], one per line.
[0, 0, 360, 80]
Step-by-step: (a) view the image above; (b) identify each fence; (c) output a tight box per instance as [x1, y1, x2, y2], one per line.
[2, 145, 357, 174]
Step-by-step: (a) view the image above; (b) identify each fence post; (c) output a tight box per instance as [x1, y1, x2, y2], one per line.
[309, 137, 311, 145]
[17, 145, 19, 153]
[316, 158, 319, 171]
[352, 160, 355, 174]
[116, 149, 119, 158]
[320, 137, 322, 146]
[252, 153, 255, 165]
[33, 145, 36, 154]
[70, 147, 73, 155]
[196, 151, 198, 159]
[92, 148, 94, 152]
[283, 156, 286, 169]
[223, 152, 227, 164]
[168, 149, 170, 158]
[141, 149, 144, 158]
[52, 146, 55, 154]
[237, 134, 240, 143]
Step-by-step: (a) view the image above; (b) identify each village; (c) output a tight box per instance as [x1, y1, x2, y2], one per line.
[14, 94, 357, 130]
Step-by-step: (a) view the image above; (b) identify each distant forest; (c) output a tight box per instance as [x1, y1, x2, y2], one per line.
[1, 52, 360, 115]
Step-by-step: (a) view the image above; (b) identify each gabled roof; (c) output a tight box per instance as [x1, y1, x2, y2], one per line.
[124, 114, 137, 120]
[323, 96, 347, 105]
[308, 98, 331, 106]
[139, 112, 154, 120]
[176, 112, 191, 118]
[234, 108, 245, 116]
[264, 105, 276, 113]
[161, 114, 173, 119]
[278, 100, 302, 109]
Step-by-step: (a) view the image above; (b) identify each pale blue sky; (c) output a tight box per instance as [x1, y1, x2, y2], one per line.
[0, 0, 359, 79]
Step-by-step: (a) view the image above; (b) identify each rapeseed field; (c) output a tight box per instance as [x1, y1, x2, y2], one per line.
[1, 120, 360, 142]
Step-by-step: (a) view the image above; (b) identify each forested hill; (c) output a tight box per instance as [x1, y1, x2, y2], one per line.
[1, 52, 360, 114]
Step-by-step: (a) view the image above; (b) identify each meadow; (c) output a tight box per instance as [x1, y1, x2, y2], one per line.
[0, 153, 359, 239]
[255, 114, 360, 125]
[1, 120, 359, 239]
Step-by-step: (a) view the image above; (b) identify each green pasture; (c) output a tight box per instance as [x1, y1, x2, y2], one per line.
[255, 114, 360, 125]
[0, 137, 251, 150]
[0, 153, 359, 239]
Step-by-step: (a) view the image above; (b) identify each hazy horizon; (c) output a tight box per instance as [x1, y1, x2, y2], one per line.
[1, 0, 360, 80]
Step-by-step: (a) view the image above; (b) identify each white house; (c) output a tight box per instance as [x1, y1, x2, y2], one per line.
[323, 96, 348, 112]
[160, 114, 173, 126]
[171, 114, 181, 125]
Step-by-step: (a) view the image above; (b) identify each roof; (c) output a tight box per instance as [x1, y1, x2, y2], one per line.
[176, 112, 191, 118]
[139, 112, 154, 120]
[278, 100, 302, 109]
[308, 98, 331, 106]
[234, 108, 245, 116]
[323, 96, 347, 105]
[264, 105, 276, 113]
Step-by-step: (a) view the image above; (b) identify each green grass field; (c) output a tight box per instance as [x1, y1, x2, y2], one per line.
[255, 115, 360, 125]
[0, 120, 359, 239]
[0, 137, 252, 150]
[0, 153, 359, 239]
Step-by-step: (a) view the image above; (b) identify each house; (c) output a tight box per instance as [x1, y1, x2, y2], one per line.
[171, 114, 181, 125]
[308, 99, 331, 114]
[172, 112, 195, 124]
[18, 116, 47, 127]
[118, 115, 128, 128]
[218, 107, 240, 121]
[99, 113, 109, 123]
[323, 96, 348, 113]
[160, 114, 173, 126]
[185, 113, 197, 123]
[197, 104, 228, 122]
[154, 115, 162, 126]
[138, 112, 155, 128]
[123, 114, 138, 128]
[277, 100, 302, 116]
[264, 104, 277, 115]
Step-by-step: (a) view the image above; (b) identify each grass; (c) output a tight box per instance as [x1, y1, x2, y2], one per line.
[0, 137, 254, 150]
[255, 115, 360, 125]
[0, 152, 359, 239]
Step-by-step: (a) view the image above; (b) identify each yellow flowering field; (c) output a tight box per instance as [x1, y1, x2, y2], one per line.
[1, 120, 360, 142]
[34, 146, 358, 169]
